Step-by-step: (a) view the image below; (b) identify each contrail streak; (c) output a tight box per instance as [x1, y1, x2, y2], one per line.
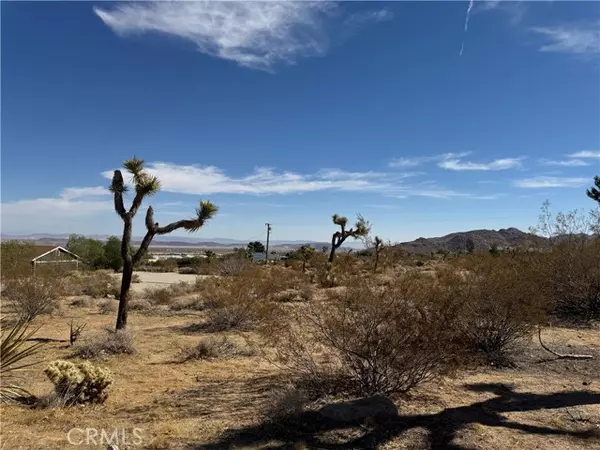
[459, 0, 474, 57]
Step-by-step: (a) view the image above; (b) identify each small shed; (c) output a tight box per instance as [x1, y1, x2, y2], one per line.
[31, 246, 80, 275]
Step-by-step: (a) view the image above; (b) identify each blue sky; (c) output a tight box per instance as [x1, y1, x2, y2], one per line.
[2, 1, 599, 242]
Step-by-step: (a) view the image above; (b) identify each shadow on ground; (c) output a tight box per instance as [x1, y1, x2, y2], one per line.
[192, 383, 600, 449]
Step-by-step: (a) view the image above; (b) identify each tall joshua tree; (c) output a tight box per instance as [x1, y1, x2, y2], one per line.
[328, 213, 370, 264]
[587, 176, 600, 204]
[110, 157, 218, 330]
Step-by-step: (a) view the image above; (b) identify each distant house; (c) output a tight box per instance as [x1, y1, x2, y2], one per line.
[250, 252, 285, 263]
[31, 246, 80, 275]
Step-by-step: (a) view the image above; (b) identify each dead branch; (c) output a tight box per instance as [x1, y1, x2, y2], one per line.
[69, 319, 86, 346]
[538, 327, 593, 360]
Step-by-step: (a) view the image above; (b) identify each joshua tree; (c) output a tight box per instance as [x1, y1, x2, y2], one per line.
[587, 176, 600, 204]
[328, 213, 370, 265]
[110, 157, 218, 329]
[299, 245, 315, 273]
[373, 236, 384, 272]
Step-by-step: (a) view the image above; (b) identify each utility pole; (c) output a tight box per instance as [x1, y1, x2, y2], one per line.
[265, 223, 272, 265]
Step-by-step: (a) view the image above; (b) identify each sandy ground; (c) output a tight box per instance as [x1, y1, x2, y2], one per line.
[1, 295, 599, 450]
[128, 272, 211, 293]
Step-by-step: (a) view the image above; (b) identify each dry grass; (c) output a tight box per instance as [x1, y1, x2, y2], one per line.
[1, 263, 599, 449]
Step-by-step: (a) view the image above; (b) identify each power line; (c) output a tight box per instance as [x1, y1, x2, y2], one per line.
[265, 223, 272, 264]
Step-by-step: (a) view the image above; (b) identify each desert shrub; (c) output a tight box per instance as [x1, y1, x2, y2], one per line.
[453, 253, 549, 366]
[263, 275, 465, 397]
[177, 336, 243, 362]
[203, 268, 273, 332]
[128, 299, 152, 311]
[67, 271, 120, 298]
[44, 360, 113, 405]
[1, 241, 36, 280]
[71, 297, 93, 308]
[545, 239, 600, 323]
[131, 273, 141, 283]
[98, 300, 118, 315]
[71, 329, 135, 359]
[265, 267, 313, 302]
[217, 255, 250, 276]
[263, 385, 309, 423]
[144, 281, 195, 305]
[169, 296, 210, 311]
[530, 202, 600, 323]
[3, 277, 61, 322]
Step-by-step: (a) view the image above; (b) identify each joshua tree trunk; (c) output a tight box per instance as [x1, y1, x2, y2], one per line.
[116, 258, 133, 329]
[116, 215, 133, 330]
[328, 235, 339, 264]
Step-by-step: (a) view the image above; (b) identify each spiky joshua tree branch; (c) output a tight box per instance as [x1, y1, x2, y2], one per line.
[110, 157, 218, 329]
[587, 176, 600, 205]
[328, 213, 370, 265]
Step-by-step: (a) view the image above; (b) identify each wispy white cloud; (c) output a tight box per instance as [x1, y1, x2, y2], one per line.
[102, 163, 421, 196]
[1, 195, 111, 218]
[459, 0, 475, 57]
[539, 158, 590, 167]
[1, 186, 111, 228]
[99, 161, 502, 202]
[531, 23, 600, 54]
[61, 186, 110, 200]
[567, 150, 600, 159]
[389, 152, 471, 168]
[94, 1, 391, 71]
[439, 157, 524, 171]
[344, 9, 393, 26]
[513, 176, 589, 189]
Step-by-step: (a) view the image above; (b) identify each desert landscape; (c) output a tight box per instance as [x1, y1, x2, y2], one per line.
[2, 196, 600, 449]
[2, 2, 600, 449]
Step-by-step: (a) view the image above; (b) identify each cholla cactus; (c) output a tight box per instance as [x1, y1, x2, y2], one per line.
[44, 360, 113, 405]
[328, 213, 370, 264]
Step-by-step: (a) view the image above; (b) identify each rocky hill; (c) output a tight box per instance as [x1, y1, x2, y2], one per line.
[396, 227, 548, 254]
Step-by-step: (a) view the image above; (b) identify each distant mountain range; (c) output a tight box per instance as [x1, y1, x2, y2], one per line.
[4, 227, 579, 255]
[395, 227, 549, 255]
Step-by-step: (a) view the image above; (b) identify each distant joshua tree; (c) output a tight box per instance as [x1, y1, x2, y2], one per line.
[328, 214, 370, 265]
[110, 157, 218, 329]
[373, 236, 384, 272]
[299, 245, 316, 273]
[587, 176, 600, 205]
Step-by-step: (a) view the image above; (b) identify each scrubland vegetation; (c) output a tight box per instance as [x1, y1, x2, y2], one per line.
[1, 175, 599, 449]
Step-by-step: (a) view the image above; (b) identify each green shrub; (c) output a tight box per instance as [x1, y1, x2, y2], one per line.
[44, 360, 113, 405]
